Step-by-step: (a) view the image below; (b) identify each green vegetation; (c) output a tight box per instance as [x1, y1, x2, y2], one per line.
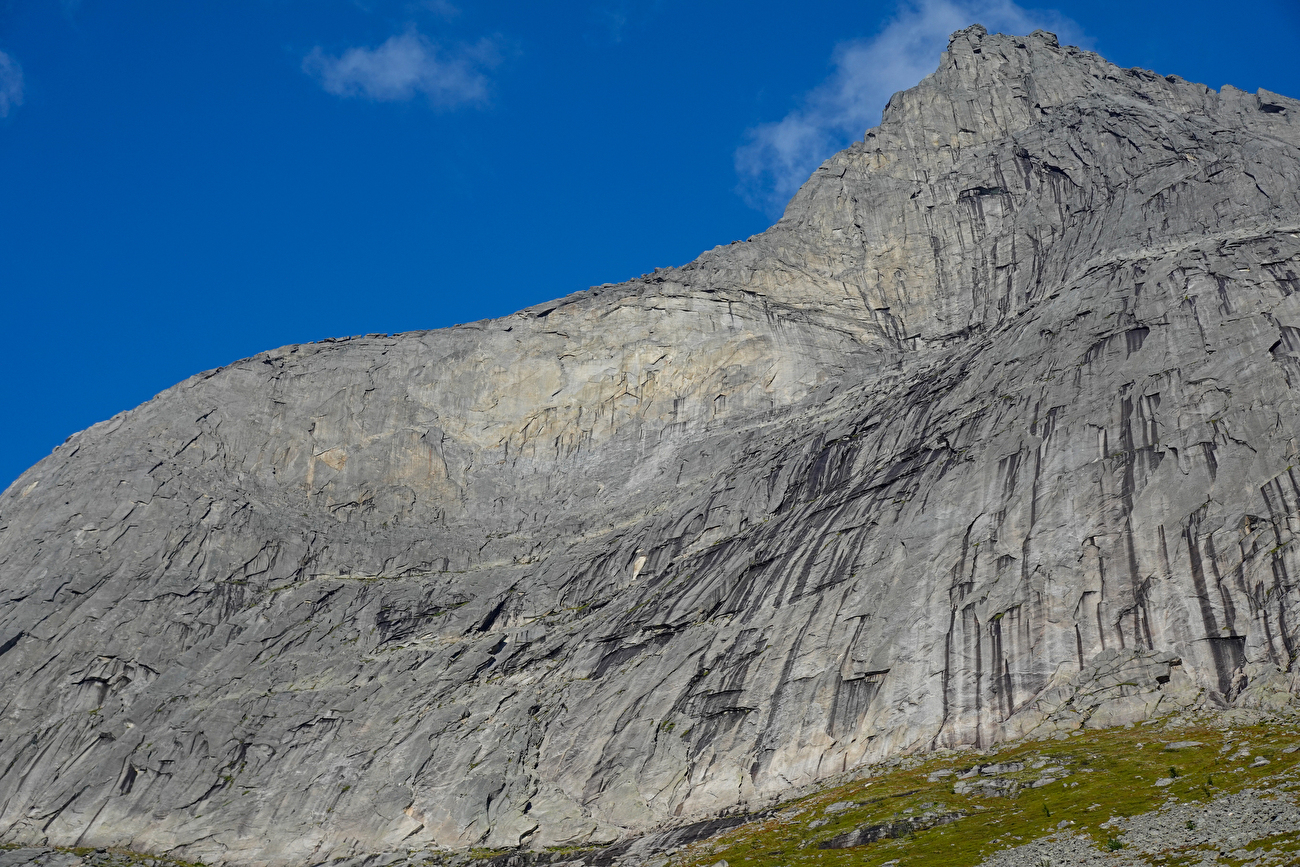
[667, 722, 1300, 867]
[466, 847, 514, 860]
[1231, 828, 1300, 864]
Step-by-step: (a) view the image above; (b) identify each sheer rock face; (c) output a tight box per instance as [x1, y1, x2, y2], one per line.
[2, 25, 1300, 866]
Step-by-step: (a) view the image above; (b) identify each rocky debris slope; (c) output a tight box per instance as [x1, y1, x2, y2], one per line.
[2, 23, 1300, 866]
[979, 786, 1300, 866]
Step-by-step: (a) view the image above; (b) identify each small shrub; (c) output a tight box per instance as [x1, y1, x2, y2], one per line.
[1106, 838, 1125, 851]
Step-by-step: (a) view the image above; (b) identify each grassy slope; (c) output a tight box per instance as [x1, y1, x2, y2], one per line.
[667, 719, 1300, 867]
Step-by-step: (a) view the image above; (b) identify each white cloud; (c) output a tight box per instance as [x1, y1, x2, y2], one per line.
[303, 27, 500, 107]
[735, 0, 1083, 214]
[0, 51, 23, 118]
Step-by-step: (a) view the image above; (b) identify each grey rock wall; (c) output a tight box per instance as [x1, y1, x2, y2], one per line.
[2, 24, 1300, 866]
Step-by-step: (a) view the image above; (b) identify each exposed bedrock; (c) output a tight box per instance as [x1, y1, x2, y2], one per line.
[2, 24, 1300, 866]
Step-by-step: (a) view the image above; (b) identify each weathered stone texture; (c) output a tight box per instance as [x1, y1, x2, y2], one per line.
[2, 25, 1300, 865]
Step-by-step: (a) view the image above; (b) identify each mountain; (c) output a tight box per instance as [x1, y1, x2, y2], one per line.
[2, 24, 1300, 866]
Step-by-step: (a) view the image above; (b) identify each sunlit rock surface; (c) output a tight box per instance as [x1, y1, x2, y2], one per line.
[2, 25, 1300, 865]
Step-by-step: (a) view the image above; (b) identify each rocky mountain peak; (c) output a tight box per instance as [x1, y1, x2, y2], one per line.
[769, 25, 1299, 349]
[892, 25, 1187, 140]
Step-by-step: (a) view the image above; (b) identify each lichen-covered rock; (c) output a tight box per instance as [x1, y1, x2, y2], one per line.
[2, 24, 1300, 866]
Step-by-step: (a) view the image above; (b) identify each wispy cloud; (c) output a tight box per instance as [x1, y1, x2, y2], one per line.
[735, 0, 1083, 215]
[303, 27, 501, 107]
[0, 51, 23, 118]
[588, 0, 665, 45]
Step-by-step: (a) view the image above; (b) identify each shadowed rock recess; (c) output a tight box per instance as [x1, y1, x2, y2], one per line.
[3, 24, 1300, 866]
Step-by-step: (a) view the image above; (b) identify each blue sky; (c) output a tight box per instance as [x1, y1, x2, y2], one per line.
[2, 0, 1299, 489]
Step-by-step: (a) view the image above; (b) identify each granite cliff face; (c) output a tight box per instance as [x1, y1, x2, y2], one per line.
[2, 25, 1300, 866]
